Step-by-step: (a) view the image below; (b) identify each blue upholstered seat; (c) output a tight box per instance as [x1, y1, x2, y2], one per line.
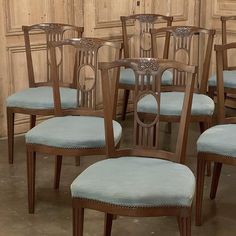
[26, 116, 122, 149]
[71, 157, 195, 207]
[119, 68, 173, 86]
[6, 86, 77, 109]
[137, 92, 215, 116]
[197, 124, 236, 157]
[208, 70, 236, 88]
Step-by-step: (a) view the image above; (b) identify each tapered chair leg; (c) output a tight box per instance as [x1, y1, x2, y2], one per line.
[121, 89, 130, 120]
[54, 155, 63, 189]
[7, 108, 15, 164]
[73, 207, 84, 236]
[195, 155, 206, 226]
[208, 86, 215, 100]
[27, 149, 36, 213]
[30, 115, 36, 129]
[104, 213, 113, 236]
[179, 216, 191, 236]
[199, 121, 212, 177]
[210, 162, 222, 199]
[206, 161, 211, 177]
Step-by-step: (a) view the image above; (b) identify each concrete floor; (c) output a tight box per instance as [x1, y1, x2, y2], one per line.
[0, 116, 236, 236]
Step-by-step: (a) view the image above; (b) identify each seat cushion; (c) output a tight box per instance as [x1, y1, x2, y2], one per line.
[6, 86, 77, 109]
[137, 92, 215, 116]
[26, 116, 122, 149]
[119, 68, 173, 86]
[197, 124, 236, 157]
[208, 70, 236, 88]
[71, 157, 195, 207]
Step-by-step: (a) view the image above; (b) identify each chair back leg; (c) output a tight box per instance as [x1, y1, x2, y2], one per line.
[210, 162, 222, 199]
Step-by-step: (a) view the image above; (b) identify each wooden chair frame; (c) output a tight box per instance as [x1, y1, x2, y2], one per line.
[118, 14, 173, 120]
[7, 23, 84, 164]
[26, 38, 121, 213]
[150, 26, 215, 165]
[196, 42, 236, 226]
[72, 58, 197, 236]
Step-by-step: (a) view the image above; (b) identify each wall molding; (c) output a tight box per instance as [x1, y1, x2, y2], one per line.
[4, 0, 76, 36]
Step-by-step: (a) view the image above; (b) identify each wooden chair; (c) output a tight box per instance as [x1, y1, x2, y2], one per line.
[71, 58, 197, 236]
[118, 14, 173, 120]
[26, 38, 122, 213]
[196, 42, 236, 226]
[208, 16, 236, 99]
[142, 26, 215, 165]
[6, 23, 83, 164]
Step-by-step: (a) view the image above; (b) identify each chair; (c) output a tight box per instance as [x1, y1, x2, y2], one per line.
[118, 14, 173, 120]
[208, 16, 236, 99]
[26, 38, 122, 213]
[71, 58, 197, 236]
[196, 42, 236, 226]
[139, 26, 215, 170]
[6, 23, 83, 164]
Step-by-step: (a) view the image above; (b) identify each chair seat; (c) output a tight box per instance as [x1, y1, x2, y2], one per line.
[197, 124, 236, 158]
[26, 116, 122, 149]
[119, 68, 173, 86]
[71, 157, 195, 207]
[208, 70, 236, 88]
[137, 92, 215, 116]
[6, 86, 77, 109]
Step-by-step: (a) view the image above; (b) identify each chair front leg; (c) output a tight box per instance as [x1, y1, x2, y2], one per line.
[210, 162, 222, 199]
[27, 148, 36, 213]
[104, 213, 113, 236]
[7, 108, 15, 164]
[54, 155, 63, 189]
[195, 154, 207, 226]
[178, 216, 191, 236]
[73, 206, 84, 236]
[121, 89, 130, 120]
[30, 115, 36, 129]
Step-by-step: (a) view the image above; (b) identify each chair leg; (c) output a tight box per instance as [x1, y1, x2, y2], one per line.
[27, 149, 36, 214]
[195, 155, 206, 226]
[30, 115, 36, 129]
[166, 122, 172, 133]
[121, 89, 130, 120]
[208, 86, 215, 100]
[104, 213, 113, 236]
[206, 161, 211, 177]
[199, 122, 211, 176]
[178, 216, 191, 236]
[54, 155, 62, 189]
[210, 162, 222, 200]
[7, 108, 15, 164]
[75, 156, 81, 166]
[73, 207, 84, 236]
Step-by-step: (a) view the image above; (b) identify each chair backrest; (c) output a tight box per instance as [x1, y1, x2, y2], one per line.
[99, 58, 197, 164]
[151, 26, 215, 94]
[215, 42, 236, 124]
[221, 16, 236, 70]
[22, 23, 84, 88]
[121, 14, 173, 58]
[49, 37, 121, 116]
